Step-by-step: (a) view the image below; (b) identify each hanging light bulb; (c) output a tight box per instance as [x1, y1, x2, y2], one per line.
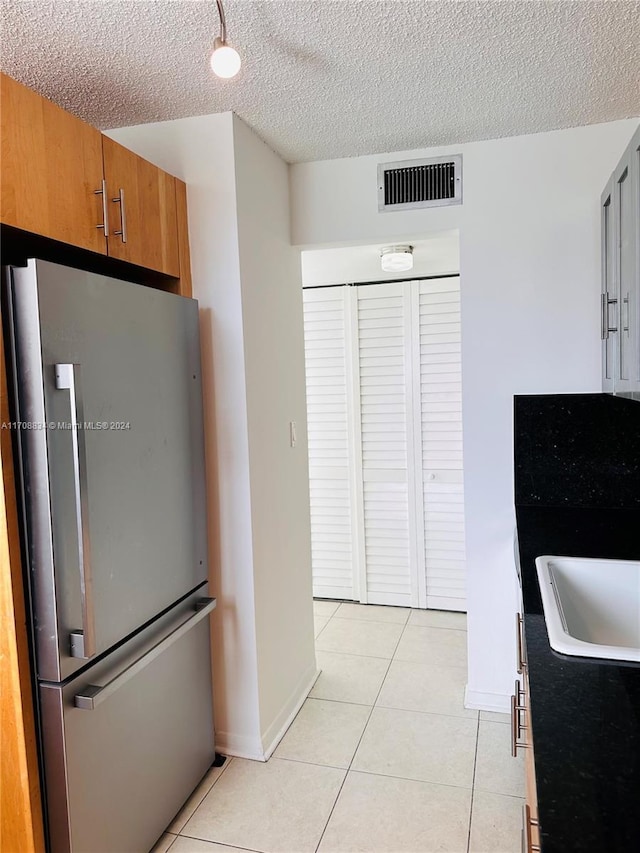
[211, 37, 241, 78]
[211, 0, 241, 79]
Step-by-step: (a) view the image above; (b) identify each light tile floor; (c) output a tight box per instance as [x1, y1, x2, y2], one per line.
[153, 601, 524, 853]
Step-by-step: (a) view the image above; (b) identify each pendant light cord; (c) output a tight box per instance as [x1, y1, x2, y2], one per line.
[216, 0, 227, 43]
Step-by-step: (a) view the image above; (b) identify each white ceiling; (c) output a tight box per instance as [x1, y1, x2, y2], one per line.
[301, 232, 460, 287]
[1, 1, 639, 164]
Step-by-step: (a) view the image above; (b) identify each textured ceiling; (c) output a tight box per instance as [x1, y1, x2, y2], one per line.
[1, 0, 639, 163]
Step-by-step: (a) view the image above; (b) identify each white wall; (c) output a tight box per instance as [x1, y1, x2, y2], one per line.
[301, 232, 459, 287]
[292, 150, 462, 248]
[290, 117, 639, 710]
[107, 113, 316, 757]
[231, 115, 316, 751]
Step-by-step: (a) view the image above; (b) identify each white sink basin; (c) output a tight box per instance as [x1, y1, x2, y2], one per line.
[535, 556, 640, 663]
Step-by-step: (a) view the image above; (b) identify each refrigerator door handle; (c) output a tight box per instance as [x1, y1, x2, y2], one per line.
[55, 363, 96, 659]
[74, 597, 216, 710]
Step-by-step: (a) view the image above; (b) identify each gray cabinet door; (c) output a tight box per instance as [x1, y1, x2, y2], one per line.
[614, 146, 637, 392]
[601, 124, 640, 396]
[631, 124, 640, 393]
[9, 260, 208, 681]
[601, 174, 617, 392]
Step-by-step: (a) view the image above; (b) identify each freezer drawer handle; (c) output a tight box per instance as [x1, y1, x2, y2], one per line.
[73, 597, 217, 711]
[55, 363, 96, 660]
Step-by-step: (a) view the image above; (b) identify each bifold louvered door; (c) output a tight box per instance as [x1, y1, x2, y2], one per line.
[358, 284, 415, 607]
[418, 280, 466, 610]
[303, 278, 466, 611]
[303, 288, 355, 599]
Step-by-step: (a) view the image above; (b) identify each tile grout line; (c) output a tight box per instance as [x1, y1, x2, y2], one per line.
[177, 831, 261, 852]
[465, 713, 481, 853]
[172, 756, 233, 838]
[341, 766, 474, 793]
[316, 612, 468, 660]
[162, 832, 177, 853]
[312, 609, 412, 852]
[309, 692, 478, 723]
[331, 616, 467, 632]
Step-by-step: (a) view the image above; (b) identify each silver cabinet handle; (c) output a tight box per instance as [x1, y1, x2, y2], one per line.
[601, 292, 608, 340]
[112, 188, 127, 243]
[94, 179, 109, 237]
[511, 679, 529, 757]
[516, 612, 526, 674]
[605, 292, 618, 334]
[74, 597, 216, 710]
[522, 804, 541, 853]
[55, 363, 96, 660]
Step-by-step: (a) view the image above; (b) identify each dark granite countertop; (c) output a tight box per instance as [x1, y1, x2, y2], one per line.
[516, 506, 640, 853]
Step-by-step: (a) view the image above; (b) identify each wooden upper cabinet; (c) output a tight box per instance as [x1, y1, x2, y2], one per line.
[1, 73, 190, 284]
[102, 136, 180, 277]
[0, 72, 107, 254]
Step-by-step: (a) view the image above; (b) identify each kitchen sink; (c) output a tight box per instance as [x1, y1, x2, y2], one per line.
[535, 556, 640, 663]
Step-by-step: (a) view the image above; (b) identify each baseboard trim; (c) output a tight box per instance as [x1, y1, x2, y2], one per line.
[464, 686, 511, 714]
[214, 730, 265, 761]
[261, 662, 321, 760]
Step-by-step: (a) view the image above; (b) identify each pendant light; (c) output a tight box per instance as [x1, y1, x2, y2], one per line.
[210, 0, 241, 79]
[380, 245, 414, 273]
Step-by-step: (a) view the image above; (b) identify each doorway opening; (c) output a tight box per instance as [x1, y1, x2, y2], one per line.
[301, 232, 465, 612]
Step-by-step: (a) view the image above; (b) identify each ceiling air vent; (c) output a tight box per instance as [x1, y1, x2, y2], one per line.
[377, 155, 462, 212]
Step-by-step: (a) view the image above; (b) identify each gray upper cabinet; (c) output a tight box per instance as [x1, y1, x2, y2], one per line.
[601, 175, 616, 392]
[601, 125, 640, 396]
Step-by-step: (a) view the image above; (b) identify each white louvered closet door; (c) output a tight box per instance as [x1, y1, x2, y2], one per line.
[357, 284, 415, 607]
[419, 279, 467, 611]
[303, 288, 354, 600]
[303, 278, 466, 611]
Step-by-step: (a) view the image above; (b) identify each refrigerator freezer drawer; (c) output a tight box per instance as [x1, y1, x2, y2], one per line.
[40, 590, 216, 853]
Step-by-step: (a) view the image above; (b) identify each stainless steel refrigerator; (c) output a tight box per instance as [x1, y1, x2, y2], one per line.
[4, 259, 215, 852]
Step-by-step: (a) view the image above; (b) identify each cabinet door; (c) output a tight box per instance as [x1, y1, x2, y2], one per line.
[102, 136, 180, 277]
[631, 125, 640, 391]
[601, 175, 617, 392]
[614, 149, 637, 391]
[0, 73, 107, 254]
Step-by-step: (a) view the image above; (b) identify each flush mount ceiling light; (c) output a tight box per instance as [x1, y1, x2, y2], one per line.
[210, 0, 241, 79]
[380, 245, 414, 273]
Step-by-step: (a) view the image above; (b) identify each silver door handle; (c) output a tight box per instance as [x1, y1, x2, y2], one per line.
[511, 679, 529, 757]
[74, 597, 216, 710]
[605, 292, 618, 334]
[112, 188, 127, 243]
[522, 804, 541, 853]
[601, 293, 608, 340]
[94, 179, 109, 237]
[55, 363, 96, 660]
[516, 612, 526, 674]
